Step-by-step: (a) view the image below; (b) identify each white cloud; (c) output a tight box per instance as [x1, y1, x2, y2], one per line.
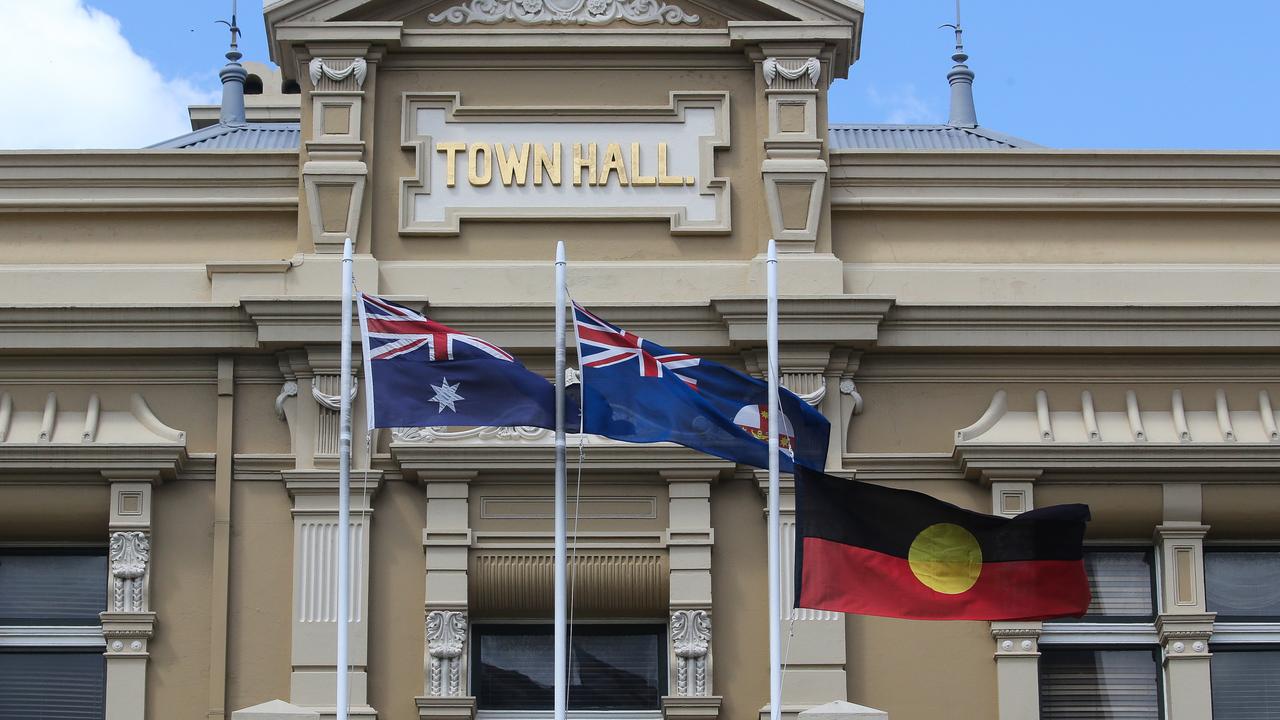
[0, 0, 217, 149]
[866, 84, 936, 125]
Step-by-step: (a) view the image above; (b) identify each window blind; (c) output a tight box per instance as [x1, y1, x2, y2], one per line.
[1206, 551, 1280, 619]
[1039, 649, 1160, 720]
[1082, 551, 1155, 620]
[1212, 649, 1280, 720]
[0, 552, 106, 625]
[0, 651, 105, 720]
[473, 625, 663, 711]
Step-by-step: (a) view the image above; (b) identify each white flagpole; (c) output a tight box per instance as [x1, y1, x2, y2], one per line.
[337, 237, 354, 720]
[766, 238, 782, 720]
[553, 241, 569, 720]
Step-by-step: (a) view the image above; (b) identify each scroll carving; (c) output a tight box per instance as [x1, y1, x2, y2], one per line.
[109, 531, 149, 613]
[426, 610, 468, 697]
[428, 0, 699, 26]
[311, 379, 358, 411]
[671, 609, 711, 696]
[394, 425, 548, 443]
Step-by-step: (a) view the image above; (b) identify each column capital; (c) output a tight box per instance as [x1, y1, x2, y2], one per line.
[1157, 612, 1216, 662]
[991, 621, 1042, 658]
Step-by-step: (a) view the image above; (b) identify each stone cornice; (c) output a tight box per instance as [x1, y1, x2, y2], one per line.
[831, 151, 1280, 213]
[0, 152, 298, 213]
[0, 305, 257, 351]
[711, 296, 892, 345]
[877, 305, 1280, 351]
[954, 444, 1280, 482]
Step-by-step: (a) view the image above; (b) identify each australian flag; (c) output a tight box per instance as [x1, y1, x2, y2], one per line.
[358, 293, 559, 430]
[572, 302, 830, 472]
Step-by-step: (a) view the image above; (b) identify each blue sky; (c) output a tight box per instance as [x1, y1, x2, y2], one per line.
[7, 0, 1280, 149]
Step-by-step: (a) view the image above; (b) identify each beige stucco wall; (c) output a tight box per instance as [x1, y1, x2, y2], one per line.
[368, 480, 430, 720]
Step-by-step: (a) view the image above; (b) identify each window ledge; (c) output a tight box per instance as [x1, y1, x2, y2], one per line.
[1212, 622, 1280, 644]
[0, 625, 105, 647]
[1040, 622, 1158, 645]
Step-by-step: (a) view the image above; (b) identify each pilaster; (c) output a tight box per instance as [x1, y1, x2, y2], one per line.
[662, 470, 721, 719]
[101, 476, 159, 720]
[754, 473, 847, 719]
[417, 471, 477, 720]
[986, 473, 1041, 720]
[752, 44, 830, 254]
[299, 46, 377, 254]
[284, 469, 383, 720]
[1155, 482, 1213, 720]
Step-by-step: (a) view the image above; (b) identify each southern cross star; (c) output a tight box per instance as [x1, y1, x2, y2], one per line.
[429, 378, 464, 413]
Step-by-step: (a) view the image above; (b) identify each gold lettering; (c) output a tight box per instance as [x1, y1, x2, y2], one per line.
[436, 142, 466, 188]
[496, 143, 531, 186]
[657, 142, 684, 186]
[599, 142, 629, 186]
[630, 142, 656, 186]
[534, 143, 561, 186]
[467, 143, 493, 186]
[572, 143, 598, 186]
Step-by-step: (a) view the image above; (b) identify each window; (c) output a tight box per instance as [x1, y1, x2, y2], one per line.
[1040, 549, 1161, 720]
[472, 624, 665, 715]
[1207, 549, 1280, 720]
[0, 549, 107, 720]
[1039, 648, 1161, 719]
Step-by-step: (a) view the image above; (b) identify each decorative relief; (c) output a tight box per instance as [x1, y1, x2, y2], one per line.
[427, 0, 699, 26]
[762, 58, 822, 88]
[275, 380, 298, 422]
[426, 610, 468, 697]
[308, 58, 367, 89]
[394, 425, 547, 443]
[311, 378, 359, 412]
[109, 531, 149, 613]
[671, 609, 711, 696]
[839, 378, 864, 416]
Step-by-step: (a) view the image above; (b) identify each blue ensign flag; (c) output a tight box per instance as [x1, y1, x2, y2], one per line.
[358, 293, 559, 430]
[572, 302, 831, 472]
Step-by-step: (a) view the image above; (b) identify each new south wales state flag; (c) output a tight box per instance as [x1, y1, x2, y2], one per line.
[795, 467, 1092, 621]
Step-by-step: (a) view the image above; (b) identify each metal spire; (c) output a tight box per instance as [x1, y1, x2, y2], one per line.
[215, 0, 247, 127]
[941, 0, 978, 128]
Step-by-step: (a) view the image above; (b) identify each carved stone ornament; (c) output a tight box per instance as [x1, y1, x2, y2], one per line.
[426, 610, 468, 697]
[275, 381, 298, 422]
[839, 378, 865, 416]
[110, 531, 150, 613]
[671, 609, 711, 696]
[394, 425, 549, 443]
[308, 58, 367, 89]
[762, 57, 822, 88]
[311, 379, 358, 412]
[428, 0, 699, 26]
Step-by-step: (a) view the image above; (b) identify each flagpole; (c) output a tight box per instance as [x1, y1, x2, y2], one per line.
[766, 238, 782, 720]
[337, 237, 354, 720]
[553, 240, 569, 720]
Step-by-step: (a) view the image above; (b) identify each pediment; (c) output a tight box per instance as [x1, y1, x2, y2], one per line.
[267, 0, 861, 30]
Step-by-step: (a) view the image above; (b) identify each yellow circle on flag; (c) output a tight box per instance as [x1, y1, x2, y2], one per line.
[907, 523, 983, 595]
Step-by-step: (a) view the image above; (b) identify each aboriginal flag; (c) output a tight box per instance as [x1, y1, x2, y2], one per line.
[795, 467, 1091, 621]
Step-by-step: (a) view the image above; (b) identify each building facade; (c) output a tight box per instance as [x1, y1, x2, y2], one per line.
[1, 1, 1278, 719]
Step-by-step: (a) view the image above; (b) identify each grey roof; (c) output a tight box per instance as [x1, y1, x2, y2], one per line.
[149, 122, 301, 150]
[828, 124, 1041, 150]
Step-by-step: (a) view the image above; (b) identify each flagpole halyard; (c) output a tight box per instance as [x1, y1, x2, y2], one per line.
[766, 239, 782, 720]
[337, 237, 354, 720]
[553, 240, 569, 720]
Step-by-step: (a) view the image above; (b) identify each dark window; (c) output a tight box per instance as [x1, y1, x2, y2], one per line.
[0, 651, 106, 720]
[1206, 550, 1280, 620]
[0, 550, 106, 625]
[472, 624, 665, 711]
[1080, 550, 1156, 621]
[1212, 648, 1280, 720]
[282, 79, 301, 95]
[1039, 648, 1161, 719]
[244, 74, 264, 95]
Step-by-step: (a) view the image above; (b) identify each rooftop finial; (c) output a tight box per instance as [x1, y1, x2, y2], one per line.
[940, 0, 978, 128]
[215, 0, 247, 127]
